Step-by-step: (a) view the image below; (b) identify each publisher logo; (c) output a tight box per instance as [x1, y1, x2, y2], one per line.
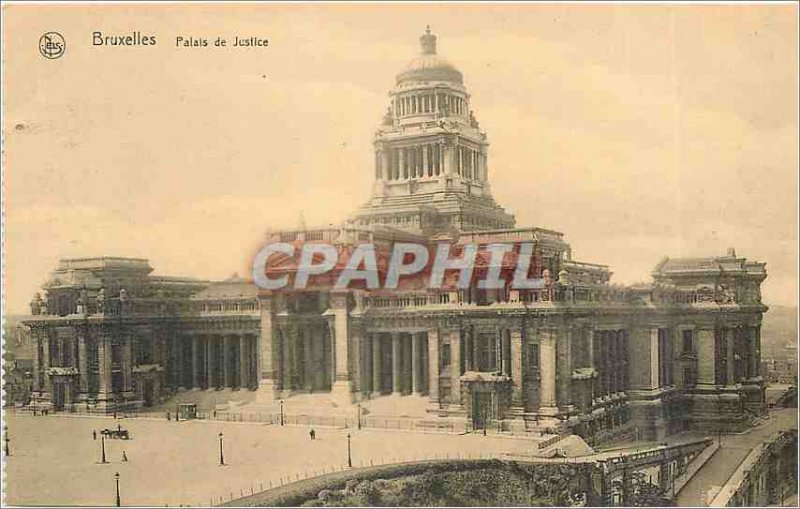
[39, 32, 66, 59]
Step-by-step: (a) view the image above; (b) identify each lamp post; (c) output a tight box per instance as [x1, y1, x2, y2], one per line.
[482, 403, 489, 436]
[4, 426, 10, 456]
[114, 472, 121, 507]
[100, 433, 108, 464]
[279, 399, 284, 426]
[218, 432, 225, 466]
[346, 433, 352, 468]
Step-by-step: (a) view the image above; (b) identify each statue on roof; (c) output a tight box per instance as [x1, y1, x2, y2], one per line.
[41, 292, 50, 315]
[30, 293, 44, 315]
[469, 110, 479, 128]
[96, 288, 105, 314]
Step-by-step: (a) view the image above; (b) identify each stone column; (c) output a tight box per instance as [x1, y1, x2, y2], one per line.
[627, 328, 658, 391]
[650, 328, 660, 389]
[122, 337, 133, 392]
[391, 332, 402, 395]
[398, 148, 406, 180]
[372, 334, 382, 397]
[222, 335, 231, 389]
[443, 143, 453, 176]
[239, 335, 249, 389]
[428, 328, 440, 403]
[448, 330, 461, 405]
[302, 327, 313, 390]
[32, 332, 41, 392]
[330, 292, 352, 401]
[350, 325, 363, 395]
[726, 328, 736, 386]
[403, 334, 413, 393]
[472, 331, 480, 371]
[587, 328, 595, 368]
[539, 329, 558, 418]
[380, 149, 389, 181]
[42, 334, 51, 393]
[510, 328, 523, 406]
[696, 328, 716, 385]
[361, 333, 372, 395]
[78, 333, 88, 394]
[256, 295, 279, 399]
[461, 330, 470, 371]
[191, 336, 199, 389]
[170, 336, 178, 388]
[747, 326, 759, 378]
[422, 145, 429, 176]
[412, 332, 423, 395]
[206, 336, 214, 389]
[98, 336, 112, 396]
[501, 330, 510, 376]
[282, 326, 294, 392]
[556, 327, 573, 408]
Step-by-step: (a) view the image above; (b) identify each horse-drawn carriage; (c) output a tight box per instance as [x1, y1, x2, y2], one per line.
[100, 427, 131, 440]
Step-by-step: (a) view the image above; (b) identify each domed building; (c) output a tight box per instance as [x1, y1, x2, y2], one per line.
[23, 29, 768, 442]
[352, 27, 515, 234]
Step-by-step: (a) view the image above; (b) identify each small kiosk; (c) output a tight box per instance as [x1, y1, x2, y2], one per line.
[178, 403, 197, 420]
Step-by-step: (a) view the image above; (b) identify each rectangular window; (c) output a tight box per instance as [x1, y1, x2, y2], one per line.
[441, 343, 451, 370]
[479, 334, 496, 372]
[682, 330, 694, 354]
[528, 343, 539, 371]
[111, 343, 122, 365]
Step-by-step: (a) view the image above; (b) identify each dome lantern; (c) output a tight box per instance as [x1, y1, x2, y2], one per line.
[420, 26, 436, 55]
[396, 27, 463, 85]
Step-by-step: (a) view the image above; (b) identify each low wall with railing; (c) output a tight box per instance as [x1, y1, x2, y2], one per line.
[219, 457, 597, 507]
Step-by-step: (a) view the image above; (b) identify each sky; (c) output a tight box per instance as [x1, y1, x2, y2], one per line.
[2, 3, 798, 313]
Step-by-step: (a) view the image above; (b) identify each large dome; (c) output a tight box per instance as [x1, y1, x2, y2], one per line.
[395, 28, 464, 85]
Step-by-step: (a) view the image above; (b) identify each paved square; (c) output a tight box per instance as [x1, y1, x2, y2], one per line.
[3, 413, 541, 507]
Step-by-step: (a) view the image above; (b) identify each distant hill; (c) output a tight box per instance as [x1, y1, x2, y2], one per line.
[761, 304, 798, 358]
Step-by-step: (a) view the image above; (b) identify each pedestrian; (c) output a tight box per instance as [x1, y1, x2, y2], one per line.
[167, 411, 171, 421]
[93, 429, 97, 441]
[309, 428, 316, 441]
[122, 450, 128, 462]
[118, 423, 122, 432]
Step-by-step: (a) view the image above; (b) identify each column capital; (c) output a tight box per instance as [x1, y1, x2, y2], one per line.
[329, 291, 349, 310]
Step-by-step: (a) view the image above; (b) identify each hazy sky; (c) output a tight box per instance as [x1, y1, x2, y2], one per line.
[3, 3, 798, 313]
